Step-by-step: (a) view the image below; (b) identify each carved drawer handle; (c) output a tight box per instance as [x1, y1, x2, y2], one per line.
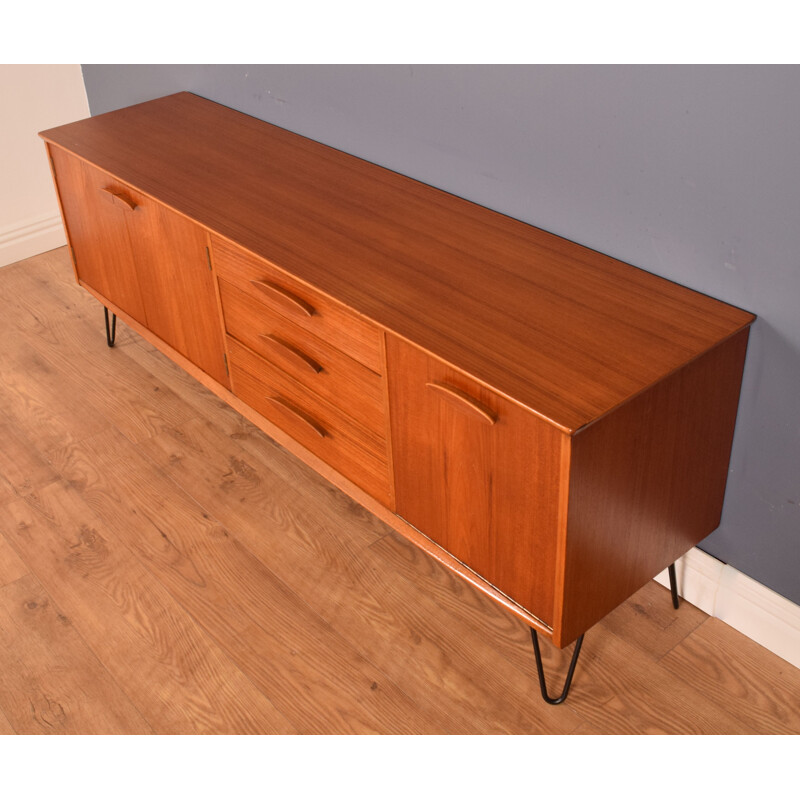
[250, 279, 315, 317]
[426, 382, 498, 425]
[259, 334, 323, 374]
[266, 395, 327, 438]
[100, 187, 138, 211]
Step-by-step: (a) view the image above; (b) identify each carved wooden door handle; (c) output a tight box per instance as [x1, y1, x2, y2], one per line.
[266, 395, 327, 438]
[250, 279, 315, 317]
[258, 334, 323, 374]
[100, 187, 138, 211]
[426, 382, 497, 424]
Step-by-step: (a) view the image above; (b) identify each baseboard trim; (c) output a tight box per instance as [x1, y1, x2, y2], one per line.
[0, 213, 66, 267]
[655, 549, 800, 669]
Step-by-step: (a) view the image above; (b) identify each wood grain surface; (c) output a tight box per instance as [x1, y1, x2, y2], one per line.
[227, 337, 392, 506]
[47, 144, 148, 325]
[0, 249, 793, 733]
[1, 482, 293, 734]
[557, 328, 751, 645]
[49, 145, 229, 387]
[218, 277, 385, 425]
[0, 532, 29, 588]
[136, 417, 575, 733]
[0, 422, 59, 507]
[52, 426, 434, 734]
[0, 574, 152, 734]
[387, 334, 564, 626]
[211, 234, 384, 374]
[0, 708, 14, 735]
[40, 92, 755, 433]
[659, 616, 800, 734]
[106, 175, 229, 387]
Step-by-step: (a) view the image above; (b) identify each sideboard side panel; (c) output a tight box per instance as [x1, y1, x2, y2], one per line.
[556, 328, 751, 646]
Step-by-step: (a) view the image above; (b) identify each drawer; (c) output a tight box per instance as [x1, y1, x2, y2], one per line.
[211, 235, 383, 373]
[227, 337, 392, 506]
[218, 278, 385, 427]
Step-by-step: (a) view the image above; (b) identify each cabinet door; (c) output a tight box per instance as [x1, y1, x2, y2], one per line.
[49, 145, 147, 324]
[386, 335, 565, 626]
[115, 183, 229, 387]
[50, 147, 229, 388]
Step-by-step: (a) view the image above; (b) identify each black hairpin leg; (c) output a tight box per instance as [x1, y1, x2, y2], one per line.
[668, 562, 679, 609]
[104, 307, 117, 347]
[530, 629, 584, 705]
[529, 563, 677, 705]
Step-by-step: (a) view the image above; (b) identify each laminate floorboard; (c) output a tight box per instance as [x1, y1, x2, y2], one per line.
[0, 333, 110, 455]
[0, 248, 797, 735]
[139, 419, 580, 733]
[660, 617, 800, 734]
[0, 421, 59, 507]
[0, 573, 152, 734]
[0, 707, 15, 735]
[52, 426, 448, 734]
[3, 317, 198, 447]
[364, 533, 761, 733]
[596, 580, 708, 660]
[1, 482, 293, 734]
[557, 628, 748, 733]
[0, 533, 29, 588]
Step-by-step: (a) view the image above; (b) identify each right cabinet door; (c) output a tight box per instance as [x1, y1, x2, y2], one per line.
[386, 335, 565, 627]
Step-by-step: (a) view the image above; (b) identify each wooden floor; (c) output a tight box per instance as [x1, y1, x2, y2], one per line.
[0, 248, 798, 735]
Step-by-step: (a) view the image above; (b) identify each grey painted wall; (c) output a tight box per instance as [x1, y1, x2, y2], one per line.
[81, 65, 800, 605]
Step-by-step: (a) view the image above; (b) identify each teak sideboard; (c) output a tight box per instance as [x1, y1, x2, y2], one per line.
[40, 92, 755, 701]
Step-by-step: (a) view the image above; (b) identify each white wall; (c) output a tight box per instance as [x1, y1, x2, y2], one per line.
[0, 64, 89, 267]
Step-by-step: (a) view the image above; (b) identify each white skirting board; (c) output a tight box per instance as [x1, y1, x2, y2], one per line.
[0, 213, 66, 268]
[655, 548, 800, 669]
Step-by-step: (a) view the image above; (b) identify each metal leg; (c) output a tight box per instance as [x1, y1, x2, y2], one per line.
[668, 562, 679, 609]
[528, 565, 675, 705]
[530, 628, 584, 705]
[104, 307, 117, 347]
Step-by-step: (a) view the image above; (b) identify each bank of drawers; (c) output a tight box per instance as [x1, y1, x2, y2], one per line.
[211, 235, 392, 506]
[211, 235, 383, 371]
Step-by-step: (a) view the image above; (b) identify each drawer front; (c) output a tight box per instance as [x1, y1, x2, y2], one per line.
[228, 337, 392, 506]
[218, 278, 385, 428]
[386, 335, 565, 626]
[211, 235, 383, 373]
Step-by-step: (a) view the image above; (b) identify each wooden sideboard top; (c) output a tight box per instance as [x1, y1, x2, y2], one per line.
[41, 92, 755, 433]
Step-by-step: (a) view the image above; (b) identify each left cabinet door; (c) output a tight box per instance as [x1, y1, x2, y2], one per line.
[49, 145, 148, 325]
[50, 146, 230, 388]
